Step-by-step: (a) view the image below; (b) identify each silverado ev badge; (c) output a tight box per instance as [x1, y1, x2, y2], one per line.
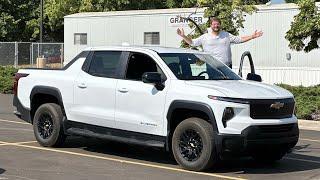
[270, 102, 285, 109]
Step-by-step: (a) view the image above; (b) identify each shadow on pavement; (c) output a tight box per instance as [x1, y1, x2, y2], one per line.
[57, 136, 320, 174]
[209, 151, 320, 175]
[210, 143, 320, 174]
[0, 168, 5, 174]
[61, 136, 177, 166]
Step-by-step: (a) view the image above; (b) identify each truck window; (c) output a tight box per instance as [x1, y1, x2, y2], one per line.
[125, 52, 165, 81]
[160, 53, 241, 80]
[88, 51, 122, 78]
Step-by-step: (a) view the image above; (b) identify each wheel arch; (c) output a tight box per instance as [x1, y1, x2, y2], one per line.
[165, 100, 218, 151]
[30, 86, 66, 124]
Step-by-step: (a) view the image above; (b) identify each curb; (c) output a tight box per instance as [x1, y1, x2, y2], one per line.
[298, 119, 320, 131]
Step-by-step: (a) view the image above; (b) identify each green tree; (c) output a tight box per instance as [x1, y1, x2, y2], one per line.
[180, 0, 256, 47]
[0, 0, 38, 41]
[0, 13, 19, 41]
[43, 0, 81, 42]
[285, 0, 320, 52]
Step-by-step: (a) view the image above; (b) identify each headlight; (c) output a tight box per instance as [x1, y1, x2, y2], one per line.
[207, 95, 250, 104]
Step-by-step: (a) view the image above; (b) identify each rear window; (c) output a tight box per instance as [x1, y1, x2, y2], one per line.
[88, 51, 122, 78]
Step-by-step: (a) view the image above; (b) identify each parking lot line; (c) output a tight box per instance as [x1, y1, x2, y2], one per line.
[0, 119, 29, 125]
[0, 141, 37, 146]
[285, 157, 320, 164]
[300, 138, 320, 143]
[0, 142, 247, 180]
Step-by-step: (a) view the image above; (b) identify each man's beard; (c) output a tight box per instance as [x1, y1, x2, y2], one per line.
[212, 27, 220, 32]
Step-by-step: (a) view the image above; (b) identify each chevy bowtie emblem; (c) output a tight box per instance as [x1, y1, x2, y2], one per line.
[270, 102, 284, 109]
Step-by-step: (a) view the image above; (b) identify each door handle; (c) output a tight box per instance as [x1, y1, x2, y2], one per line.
[118, 88, 128, 93]
[78, 83, 87, 89]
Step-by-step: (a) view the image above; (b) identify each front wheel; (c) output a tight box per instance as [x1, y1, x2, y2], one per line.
[172, 118, 218, 171]
[33, 103, 66, 147]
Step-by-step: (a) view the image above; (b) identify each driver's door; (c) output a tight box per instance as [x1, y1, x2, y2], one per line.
[115, 52, 169, 136]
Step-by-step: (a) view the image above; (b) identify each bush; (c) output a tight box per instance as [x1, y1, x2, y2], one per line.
[0, 66, 18, 94]
[277, 84, 320, 120]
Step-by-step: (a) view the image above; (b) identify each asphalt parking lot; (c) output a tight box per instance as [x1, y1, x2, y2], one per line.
[0, 94, 320, 180]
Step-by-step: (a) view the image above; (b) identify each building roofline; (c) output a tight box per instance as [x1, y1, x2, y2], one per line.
[65, 3, 300, 18]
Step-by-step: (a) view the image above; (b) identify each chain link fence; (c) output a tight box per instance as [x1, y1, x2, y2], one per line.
[31, 43, 64, 68]
[0, 42, 64, 68]
[0, 42, 17, 66]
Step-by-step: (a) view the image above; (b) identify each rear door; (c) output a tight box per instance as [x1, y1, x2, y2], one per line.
[70, 51, 126, 128]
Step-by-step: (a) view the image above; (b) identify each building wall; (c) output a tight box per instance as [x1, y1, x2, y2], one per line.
[64, 9, 205, 63]
[64, 4, 320, 86]
[231, 7, 320, 86]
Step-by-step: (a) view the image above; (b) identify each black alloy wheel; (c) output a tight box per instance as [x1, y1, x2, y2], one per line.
[172, 118, 218, 171]
[37, 112, 54, 139]
[179, 129, 203, 162]
[33, 103, 66, 147]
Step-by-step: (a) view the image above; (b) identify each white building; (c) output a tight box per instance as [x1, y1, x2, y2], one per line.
[64, 3, 320, 86]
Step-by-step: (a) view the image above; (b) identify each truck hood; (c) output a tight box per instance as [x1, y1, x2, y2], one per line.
[185, 80, 293, 99]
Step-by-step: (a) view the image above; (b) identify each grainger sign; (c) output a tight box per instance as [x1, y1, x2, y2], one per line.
[168, 15, 207, 27]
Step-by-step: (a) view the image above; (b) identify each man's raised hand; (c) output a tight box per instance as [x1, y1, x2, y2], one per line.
[177, 28, 185, 37]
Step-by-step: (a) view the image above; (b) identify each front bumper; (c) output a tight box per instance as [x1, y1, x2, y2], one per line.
[216, 123, 299, 157]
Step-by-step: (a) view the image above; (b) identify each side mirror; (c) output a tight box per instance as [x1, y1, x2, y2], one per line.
[142, 72, 165, 90]
[246, 73, 262, 82]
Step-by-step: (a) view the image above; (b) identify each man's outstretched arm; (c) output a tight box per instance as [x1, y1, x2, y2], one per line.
[241, 30, 263, 42]
[177, 28, 204, 46]
[177, 28, 193, 45]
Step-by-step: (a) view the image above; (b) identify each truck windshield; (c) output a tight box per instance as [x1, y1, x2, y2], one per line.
[159, 53, 241, 80]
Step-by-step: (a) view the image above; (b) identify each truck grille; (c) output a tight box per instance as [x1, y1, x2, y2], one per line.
[250, 98, 295, 119]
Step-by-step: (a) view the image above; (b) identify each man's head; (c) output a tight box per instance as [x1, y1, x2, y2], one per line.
[210, 17, 221, 33]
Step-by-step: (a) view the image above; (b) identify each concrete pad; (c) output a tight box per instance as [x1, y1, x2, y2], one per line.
[298, 120, 320, 132]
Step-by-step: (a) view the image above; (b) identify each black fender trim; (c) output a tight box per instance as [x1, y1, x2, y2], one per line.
[13, 95, 31, 123]
[30, 86, 66, 123]
[165, 100, 218, 151]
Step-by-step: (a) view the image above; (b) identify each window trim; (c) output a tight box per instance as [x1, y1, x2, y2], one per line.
[63, 51, 90, 70]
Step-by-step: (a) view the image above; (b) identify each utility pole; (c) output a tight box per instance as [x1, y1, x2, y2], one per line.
[40, 0, 43, 43]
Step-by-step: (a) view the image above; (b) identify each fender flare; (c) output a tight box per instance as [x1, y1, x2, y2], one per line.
[30, 86, 66, 118]
[165, 100, 218, 151]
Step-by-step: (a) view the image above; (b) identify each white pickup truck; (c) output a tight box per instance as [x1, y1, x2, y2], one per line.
[13, 46, 299, 171]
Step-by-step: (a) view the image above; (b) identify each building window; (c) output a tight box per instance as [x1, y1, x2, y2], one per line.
[144, 32, 160, 45]
[74, 33, 87, 45]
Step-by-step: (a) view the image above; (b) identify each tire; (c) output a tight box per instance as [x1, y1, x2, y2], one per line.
[33, 103, 66, 147]
[172, 118, 218, 171]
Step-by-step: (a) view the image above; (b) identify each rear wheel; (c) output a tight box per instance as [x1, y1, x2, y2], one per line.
[172, 118, 218, 171]
[33, 103, 66, 147]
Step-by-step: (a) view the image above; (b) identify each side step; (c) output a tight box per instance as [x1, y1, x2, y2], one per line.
[65, 121, 166, 148]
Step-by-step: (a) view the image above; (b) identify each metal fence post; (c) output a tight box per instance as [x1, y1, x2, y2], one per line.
[37, 43, 40, 58]
[30, 43, 33, 66]
[61, 43, 64, 66]
[14, 42, 18, 68]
